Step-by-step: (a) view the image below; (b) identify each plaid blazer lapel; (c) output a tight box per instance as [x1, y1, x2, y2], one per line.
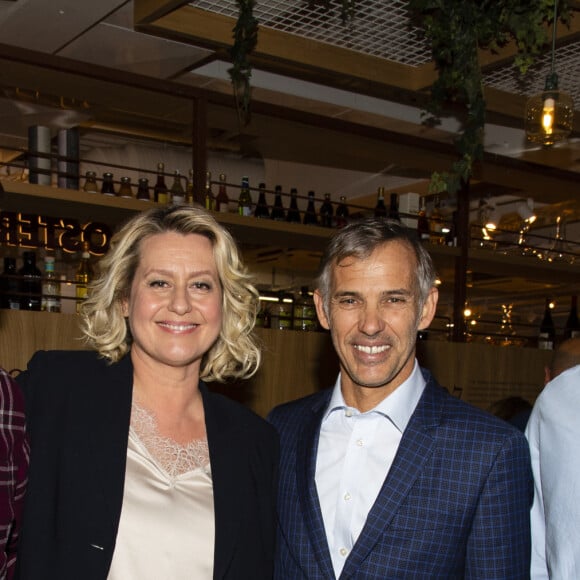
[339, 380, 442, 579]
[295, 395, 336, 579]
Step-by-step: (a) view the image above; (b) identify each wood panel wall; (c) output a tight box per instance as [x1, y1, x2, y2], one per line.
[0, 310, 550, 417]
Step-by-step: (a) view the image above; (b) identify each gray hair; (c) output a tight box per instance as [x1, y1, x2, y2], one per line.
[316, 218, 436, 317]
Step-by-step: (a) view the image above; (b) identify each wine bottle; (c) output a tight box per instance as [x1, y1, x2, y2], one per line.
[303, 191, 318, 225]
[101, 172, 115, 196]
[185, 169, 196, 205]
[75, 242, 93, 314]
[170, 170, 185, 205]
[270, 185, 285, 221]
[388, 193, 400, 221]
[41, 255, 61, 313]
[374, 187, 387, 218]
[286, 188, 301, 223]
[319, 193, 334, 227]
[204, 171, 215, 211]
[238, 176, 252, 216]
[254, 182, 270, 218]
[19, 251, 42, 311]
[154, 162, 168, 204]
[216, 173, 229, 213]
[538, 298, 555, 350]
[335, 195, 349, 228]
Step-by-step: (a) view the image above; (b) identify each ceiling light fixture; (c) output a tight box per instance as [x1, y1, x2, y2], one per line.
[524, 0, 574, 146]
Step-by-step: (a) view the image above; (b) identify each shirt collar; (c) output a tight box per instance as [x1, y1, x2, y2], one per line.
[324, 360, 426, 433]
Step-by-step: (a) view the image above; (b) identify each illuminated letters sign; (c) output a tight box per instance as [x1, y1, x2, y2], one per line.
[0, 211, 111, 255]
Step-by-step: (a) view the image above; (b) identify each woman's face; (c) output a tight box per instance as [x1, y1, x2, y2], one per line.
[123, 231, 222, 374]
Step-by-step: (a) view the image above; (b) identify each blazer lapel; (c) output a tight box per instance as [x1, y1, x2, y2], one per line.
[202, 385, 244, 580]
[85, 355, 133, 535]
[340, 379, 443, 579]
[296, 393, 336, 579]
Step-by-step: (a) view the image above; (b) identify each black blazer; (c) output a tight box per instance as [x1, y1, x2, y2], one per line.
[16, 350, 278, 580]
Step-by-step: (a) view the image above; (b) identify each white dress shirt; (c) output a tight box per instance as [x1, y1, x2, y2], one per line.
[526, 364, 580, 580]
[315, 361, 425, 578]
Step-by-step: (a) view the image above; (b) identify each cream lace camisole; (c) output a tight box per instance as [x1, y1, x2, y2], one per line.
[107, 400, 214, 579]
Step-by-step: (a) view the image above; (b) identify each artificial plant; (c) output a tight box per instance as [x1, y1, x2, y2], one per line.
[228, 0, 570, 190]
[228, 0, 258, 126]
[408, 0, 571, 193]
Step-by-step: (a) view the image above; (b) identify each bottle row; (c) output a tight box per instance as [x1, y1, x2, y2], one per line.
[80, 165, 350, 227]
[79, 164, 460, 243]
[0, 247, 92, 314]
[256, 288, 321, 332]
[538, 295, 580, 349]
[3, 248, 578, 349]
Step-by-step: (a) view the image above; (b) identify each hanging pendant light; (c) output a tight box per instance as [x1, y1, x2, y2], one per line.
[525, 0, 574, 146]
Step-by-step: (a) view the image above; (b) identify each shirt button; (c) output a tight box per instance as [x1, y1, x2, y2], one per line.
[356, 439, 364, 446]
[344, 492, 351, 501]
[345, 409, 353, 417]
[339, 548, 348, 557]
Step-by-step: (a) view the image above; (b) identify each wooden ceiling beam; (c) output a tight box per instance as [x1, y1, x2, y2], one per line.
[134, 2, 437, 93]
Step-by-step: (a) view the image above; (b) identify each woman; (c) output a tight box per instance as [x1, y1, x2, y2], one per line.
[16, 205, 278, 579]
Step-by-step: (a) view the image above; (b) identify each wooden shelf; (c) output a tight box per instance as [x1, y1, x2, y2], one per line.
[0, 179, 155, 227]
[0, 179, 337, 251]
[2, 179, 577, 287]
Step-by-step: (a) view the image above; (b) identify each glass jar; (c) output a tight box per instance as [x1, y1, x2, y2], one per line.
[118, 176, 133, 198]
[83, 171, 98, 193]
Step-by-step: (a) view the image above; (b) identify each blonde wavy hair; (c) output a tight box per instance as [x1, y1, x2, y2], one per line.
[80, 205, 261, 382]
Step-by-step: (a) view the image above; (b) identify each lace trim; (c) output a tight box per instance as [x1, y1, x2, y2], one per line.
[130, 400, 211, 479]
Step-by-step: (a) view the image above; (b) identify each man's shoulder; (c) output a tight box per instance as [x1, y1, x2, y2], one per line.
[425, 380, 527, 444]
[268, 389, 330, 426]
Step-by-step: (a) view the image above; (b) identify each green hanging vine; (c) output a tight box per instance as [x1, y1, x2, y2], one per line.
[408, 0, 571, 193]
[228, 0, 570, 186]
[228, 0, 258, 127]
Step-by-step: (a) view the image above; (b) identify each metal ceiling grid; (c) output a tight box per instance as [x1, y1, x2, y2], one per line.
[191, 0, 432, 66]
[484, 41, 580, 107]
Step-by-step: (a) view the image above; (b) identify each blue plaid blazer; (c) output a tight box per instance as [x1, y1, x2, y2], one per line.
[268, 369, 533, 579]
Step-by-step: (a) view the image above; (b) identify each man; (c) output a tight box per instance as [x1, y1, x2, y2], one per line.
[526, 337, 580, 579]
[543, 335, 580, 385]
[0, 368, 28, 580]
[268, 218, 533, 579]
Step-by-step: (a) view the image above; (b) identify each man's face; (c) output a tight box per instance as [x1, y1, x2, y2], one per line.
[314, 240, 437, 403]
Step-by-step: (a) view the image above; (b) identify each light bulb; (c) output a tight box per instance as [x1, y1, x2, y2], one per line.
[542, 97, 555, 135]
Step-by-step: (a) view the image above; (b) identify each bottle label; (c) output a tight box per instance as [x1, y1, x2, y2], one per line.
[538, 333, 554, 350]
